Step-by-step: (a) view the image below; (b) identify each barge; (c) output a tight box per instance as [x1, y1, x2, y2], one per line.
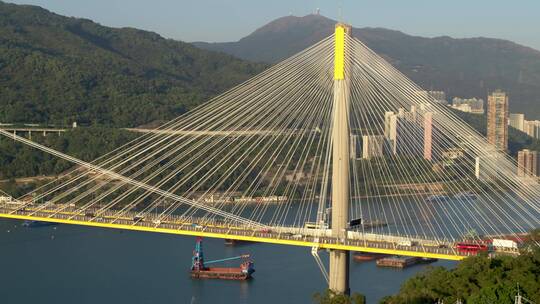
[352, 252, 387, 262]
[376, 256, 420, 268]
[376, 256, 438, 268]
[190, 237, 255, 280]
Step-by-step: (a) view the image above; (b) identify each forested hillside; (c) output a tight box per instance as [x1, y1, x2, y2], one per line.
[0, 1, 265, 127]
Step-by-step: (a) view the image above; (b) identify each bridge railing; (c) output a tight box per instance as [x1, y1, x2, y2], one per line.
[1, 204, 478, 258]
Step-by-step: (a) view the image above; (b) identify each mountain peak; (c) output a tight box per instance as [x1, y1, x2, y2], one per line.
[241, 14, 335, 43]
[194, 14, 540, 118]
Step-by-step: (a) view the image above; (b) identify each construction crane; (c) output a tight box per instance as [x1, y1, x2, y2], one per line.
[204, 254, 251, 265]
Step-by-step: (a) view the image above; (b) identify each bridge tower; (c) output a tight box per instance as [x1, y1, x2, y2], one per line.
[329, 23, 351, 294]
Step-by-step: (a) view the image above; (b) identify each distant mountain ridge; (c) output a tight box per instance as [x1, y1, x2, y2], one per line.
[194, 14, 540, 119]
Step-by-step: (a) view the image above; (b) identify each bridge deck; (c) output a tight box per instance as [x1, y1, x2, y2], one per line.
[0, 203, 500, 261]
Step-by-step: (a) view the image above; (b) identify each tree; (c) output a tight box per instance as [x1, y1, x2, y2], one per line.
[313, 290, 366, 304]
[380, 230, 540, 304]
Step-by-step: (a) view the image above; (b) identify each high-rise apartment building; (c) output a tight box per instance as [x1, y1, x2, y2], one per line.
[475, 153, 503, 181]
[384, 111, 397, 154]
[350, 134, 360, 160]
[517, 149, 539, 178]
[487, 90, 509, 151]
[362, 135, 385, 159]
[509, 113, 525, 132]
[524, 120, 540, 139]
[424, 112, 434, 161]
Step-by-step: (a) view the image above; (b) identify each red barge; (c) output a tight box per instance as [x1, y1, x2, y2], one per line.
[190, 237, 255, 280]
[353, 252, 387, 262]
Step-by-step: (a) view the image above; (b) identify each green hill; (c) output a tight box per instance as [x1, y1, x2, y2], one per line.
[0, 1, 265, 127]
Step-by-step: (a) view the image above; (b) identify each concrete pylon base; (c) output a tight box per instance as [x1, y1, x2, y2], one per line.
[329, 249, 350, 295]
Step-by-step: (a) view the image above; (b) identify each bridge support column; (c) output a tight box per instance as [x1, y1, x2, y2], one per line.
[329, 23, 351, 295]
[329, 250, 350, 294]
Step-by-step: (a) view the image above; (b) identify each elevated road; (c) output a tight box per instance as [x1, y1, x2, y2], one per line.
[0, 127, 67, 133]
[123, 128, 312, 137]
[0, 202, 494, 261]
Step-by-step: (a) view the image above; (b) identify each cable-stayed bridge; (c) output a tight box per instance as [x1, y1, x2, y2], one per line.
[1, 24, 539, 293]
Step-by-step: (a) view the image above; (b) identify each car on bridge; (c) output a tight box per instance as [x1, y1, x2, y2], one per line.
[133, 215, 145, 222]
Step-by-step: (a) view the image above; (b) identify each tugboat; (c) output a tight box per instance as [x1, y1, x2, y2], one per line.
[190, 237, 255, 280]
[224, 239, 252, 246]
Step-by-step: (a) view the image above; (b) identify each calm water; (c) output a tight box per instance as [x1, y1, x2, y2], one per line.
[0, 219, 456, 304]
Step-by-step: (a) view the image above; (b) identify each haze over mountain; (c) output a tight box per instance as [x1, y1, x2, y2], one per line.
[0, 1, 264, 127]
[195, 14, 540, 119]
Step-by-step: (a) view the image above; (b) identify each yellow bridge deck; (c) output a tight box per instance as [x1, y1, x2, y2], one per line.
[0, 204, 479, 261]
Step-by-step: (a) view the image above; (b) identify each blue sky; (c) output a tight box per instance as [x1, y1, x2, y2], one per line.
[6, 0, 540, 50]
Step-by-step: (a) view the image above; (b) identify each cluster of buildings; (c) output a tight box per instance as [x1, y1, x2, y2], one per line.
[450, 91, 540, 142]
[462, 90, 540, 180]
[351, 88, 540, 181]
[424, 91, 447, 105]
[509, 113, 540, 139]
[351, 104, 439, 162]
[451, 97, 485, 114]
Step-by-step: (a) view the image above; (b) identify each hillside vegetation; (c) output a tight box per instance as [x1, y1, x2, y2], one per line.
[0, 127, 136, 198]
[0, 1, 265, 127]
[380, 235, 540, 304]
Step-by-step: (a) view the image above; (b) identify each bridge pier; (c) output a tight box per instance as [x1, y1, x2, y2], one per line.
[329, 23, 352, 295]
[329, 250, 350, 294]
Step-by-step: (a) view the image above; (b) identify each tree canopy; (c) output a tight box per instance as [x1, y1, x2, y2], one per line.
[0, 1, 265, 127]
[380, 236, 540, 304]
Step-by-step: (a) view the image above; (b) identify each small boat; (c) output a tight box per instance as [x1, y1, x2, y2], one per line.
[425, 195, 450, 202]
[419, 257, 438, 264]
[453, 192, 477, 201]
[22, 220, 58, 228]
[224, 239, 252, 246]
